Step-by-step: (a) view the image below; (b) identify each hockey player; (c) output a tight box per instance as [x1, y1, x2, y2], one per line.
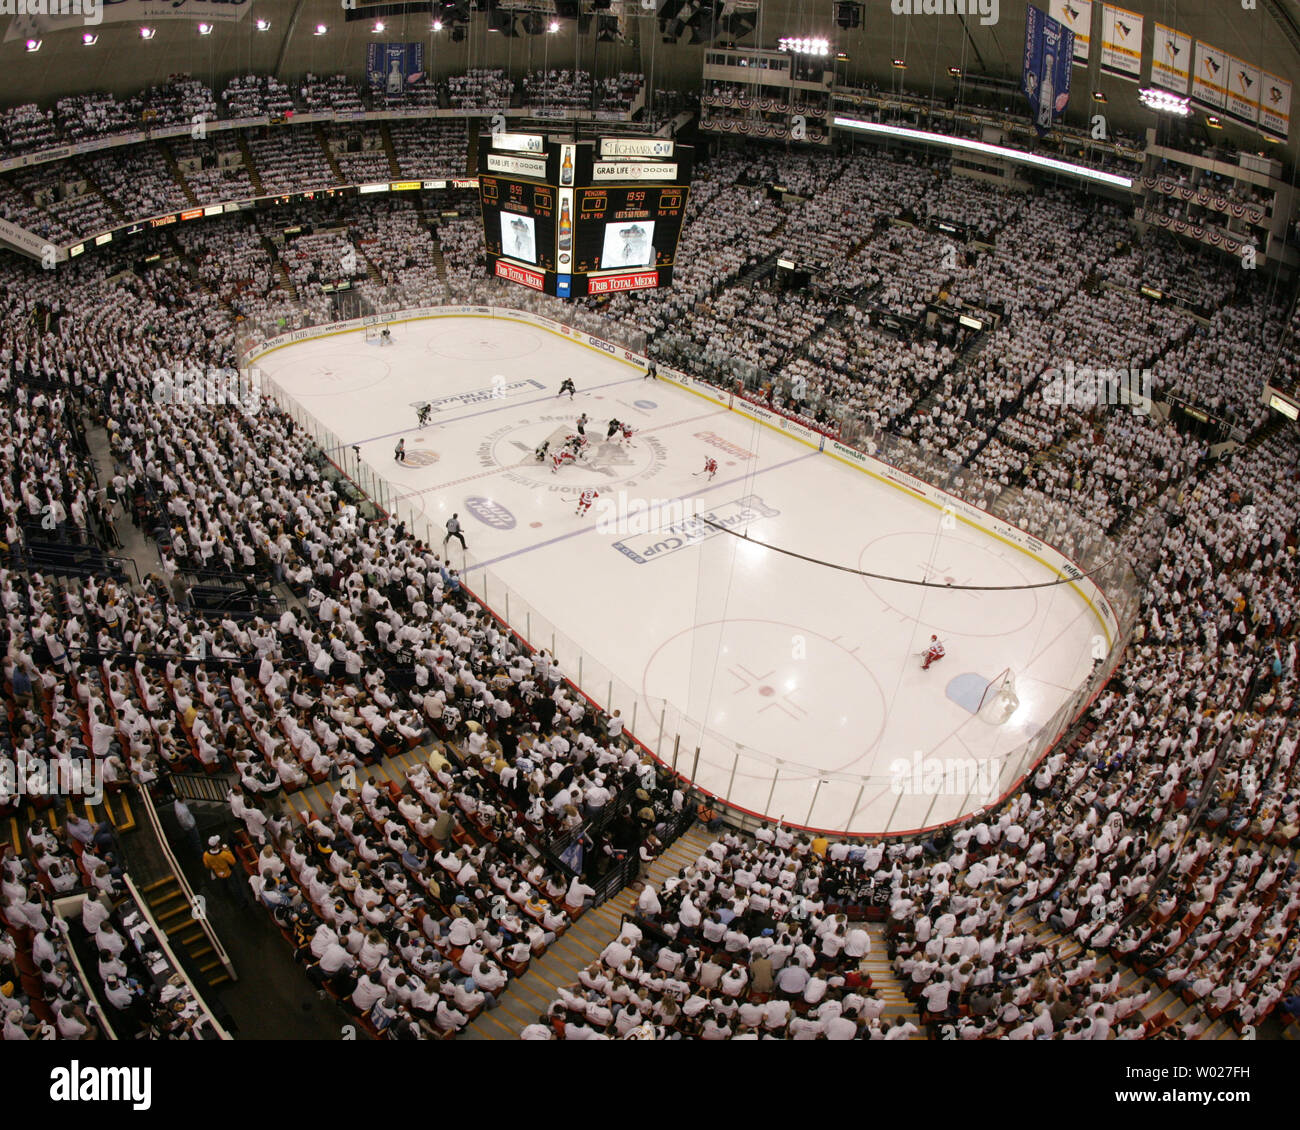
[697, 456, 718, 481]
[619, 422, 634, 445]
[558, 378, 576, 399]
[552, 450, 577, 474]
[576, 413, 589, 437]
[394, 438, 406, 463]
[534, 439, 551, 462]
[575, 487, 599, 517]
[606, 418, 621, 441]
[416, 404, 431, 427]
[922, 635, 946, 670]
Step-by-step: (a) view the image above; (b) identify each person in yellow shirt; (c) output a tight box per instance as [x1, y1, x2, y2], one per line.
[810, 834, 829, 859]
[201, 836, 248, 908]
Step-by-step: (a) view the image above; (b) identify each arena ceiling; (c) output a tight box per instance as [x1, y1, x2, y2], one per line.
[2, 1, 1300, 166]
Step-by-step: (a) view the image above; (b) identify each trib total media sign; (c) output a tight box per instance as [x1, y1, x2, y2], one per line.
[587, 270, 660, 295]
[494, 260, 544, 291]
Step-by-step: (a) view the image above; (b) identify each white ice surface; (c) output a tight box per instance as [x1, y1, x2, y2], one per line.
[258, 314, 1102, 833]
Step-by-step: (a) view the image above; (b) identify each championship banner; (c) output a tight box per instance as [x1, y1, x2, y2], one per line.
[1100, 4, 1143, 81]
[1022, 5, 1075, 136]
[1150, 23, 1191, 95]
[1259, 70, 1292, 141]
[1192, 41, 1228, 110]
[1226, 54, 1261, 127]
[1049, 0, 1091, 65]
[367, 43, 425, 93]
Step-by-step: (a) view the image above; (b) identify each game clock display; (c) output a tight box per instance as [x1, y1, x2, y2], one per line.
[571, 186, 687, 274]
[480, 176, 557, 273]
[478, 136, 693, 297]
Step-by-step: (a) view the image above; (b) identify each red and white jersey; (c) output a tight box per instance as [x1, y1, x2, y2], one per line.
[704, 458, 718, 473]
[620, 424, 634, 439]
[552, 451, 576, 470]
[925, 640, 945, 659]
[578, 488, 599, 506]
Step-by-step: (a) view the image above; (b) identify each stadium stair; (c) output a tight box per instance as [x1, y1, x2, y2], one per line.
[235, 134, 264, 196]
[159, 141, 200, 207]
[863, 922, 927, 1036]
[461, 824, 715, 1040]
[139, 874, 231, 990]
[430, 243, 448, 284]
[314, 124, 347, 185]
[378, 122, 402, 178]
[1011, 908, 1236, 1039]
[72, 158, 127, 222]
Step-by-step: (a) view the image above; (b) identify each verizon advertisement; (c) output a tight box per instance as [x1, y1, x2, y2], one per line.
[588, 270, 660, 294]
[494, 260, 545, 291]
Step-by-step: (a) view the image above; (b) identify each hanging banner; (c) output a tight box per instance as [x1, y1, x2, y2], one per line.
[1226, 55, 1261, 127]
[366, 43, 426, 94]
[1259, 69, 1292, 141]
[1150, 23, 1192, 95]
[1192, 41, 1229, 110]
[1049, 0, 1092, 65]
[1022, 5, 1076, 136]
[1100, 4, 1143, 81]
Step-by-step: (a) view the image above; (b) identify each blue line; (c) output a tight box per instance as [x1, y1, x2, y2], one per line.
[462, 450, 820, 573]
[335, 374, 650, 451]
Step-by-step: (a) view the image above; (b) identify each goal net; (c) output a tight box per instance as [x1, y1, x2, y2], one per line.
[976, 668, 1019, 724]
[364, 324, 392, 343]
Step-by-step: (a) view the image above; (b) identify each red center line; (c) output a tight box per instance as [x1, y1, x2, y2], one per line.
[388, 406, 730, 503]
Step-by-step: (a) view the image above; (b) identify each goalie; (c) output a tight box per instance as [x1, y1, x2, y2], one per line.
[922, 635, 946, 670]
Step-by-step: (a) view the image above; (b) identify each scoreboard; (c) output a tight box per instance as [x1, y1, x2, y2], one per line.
[478, 134, 693, 298]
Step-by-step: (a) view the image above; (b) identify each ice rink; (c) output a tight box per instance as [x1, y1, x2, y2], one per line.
[257, 313, 1105, 833]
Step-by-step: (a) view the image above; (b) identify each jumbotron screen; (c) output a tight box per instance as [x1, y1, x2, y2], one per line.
[478, 134, 693, 298]
[480, 175, 558, 275]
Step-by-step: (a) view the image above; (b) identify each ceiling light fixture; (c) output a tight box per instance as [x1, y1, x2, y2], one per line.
[1139, 87, 1190, 116]
[777, 36, 830, 56]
